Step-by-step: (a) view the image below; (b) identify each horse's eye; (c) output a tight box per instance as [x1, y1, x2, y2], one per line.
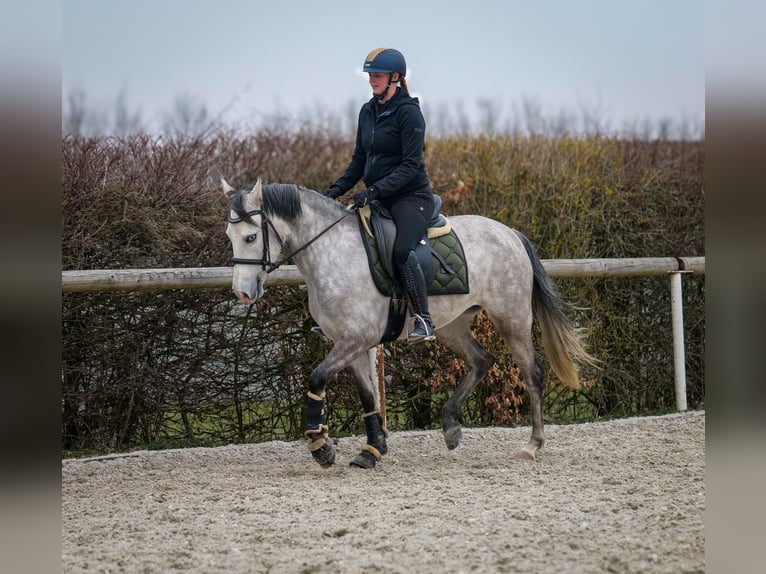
[245, 233, 257, 243]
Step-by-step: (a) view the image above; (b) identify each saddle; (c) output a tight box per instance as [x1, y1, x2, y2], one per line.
[357, 195, 470, 343]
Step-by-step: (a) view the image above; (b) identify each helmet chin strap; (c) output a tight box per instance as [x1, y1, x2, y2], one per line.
[374, 73, 397, 101]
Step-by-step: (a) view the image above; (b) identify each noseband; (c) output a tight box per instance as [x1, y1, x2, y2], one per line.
[228, 207, 351, 273]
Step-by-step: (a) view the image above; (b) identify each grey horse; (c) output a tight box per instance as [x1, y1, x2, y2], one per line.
[223, 179, 598, 468]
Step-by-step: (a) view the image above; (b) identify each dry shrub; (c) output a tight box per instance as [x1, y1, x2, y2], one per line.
[62, 130, 704, 454]
[424, 134, 704, 423]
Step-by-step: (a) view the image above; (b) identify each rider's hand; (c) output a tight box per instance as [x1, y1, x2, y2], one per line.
[352, 188, 372, 208]
[323, 186, 343, 199]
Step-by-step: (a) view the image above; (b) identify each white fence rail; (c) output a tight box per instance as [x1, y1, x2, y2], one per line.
[61, 257, 705, 411]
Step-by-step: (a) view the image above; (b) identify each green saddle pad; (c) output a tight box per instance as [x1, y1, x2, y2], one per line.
[358, 211, 470, 297]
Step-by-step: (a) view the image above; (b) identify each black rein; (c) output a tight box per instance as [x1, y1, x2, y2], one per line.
[229, 208, 351, 273]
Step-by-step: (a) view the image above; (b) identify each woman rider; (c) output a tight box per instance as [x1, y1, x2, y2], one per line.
[324, 48, 436, 343]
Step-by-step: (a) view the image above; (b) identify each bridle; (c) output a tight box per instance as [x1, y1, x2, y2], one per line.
[228, 207, 351, 273]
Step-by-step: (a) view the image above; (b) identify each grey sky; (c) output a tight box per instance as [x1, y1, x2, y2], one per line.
[63, 0, 705, 134]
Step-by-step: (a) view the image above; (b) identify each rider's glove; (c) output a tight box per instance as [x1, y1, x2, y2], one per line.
[352, 187, 376, 208]
[323, 186, 344, 199]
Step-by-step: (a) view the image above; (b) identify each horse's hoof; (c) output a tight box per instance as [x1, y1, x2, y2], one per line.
[310, 439, 337, 467]
[512, 448, 536, 461]
[444, 426, 463, 450]
[349, 450, 377, 469]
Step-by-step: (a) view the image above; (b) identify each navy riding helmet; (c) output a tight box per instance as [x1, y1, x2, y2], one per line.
[363, 48, 406, 77]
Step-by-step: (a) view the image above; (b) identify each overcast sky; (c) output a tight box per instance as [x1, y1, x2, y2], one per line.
[62, 0, 706, 135]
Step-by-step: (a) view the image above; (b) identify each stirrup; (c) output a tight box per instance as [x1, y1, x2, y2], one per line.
[408, 314, 435, 343]
[310, 325, 327, 339]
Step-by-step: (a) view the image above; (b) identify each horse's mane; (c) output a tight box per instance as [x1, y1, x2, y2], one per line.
[262, 183, 303, 221]
[228, 183, 304, 224]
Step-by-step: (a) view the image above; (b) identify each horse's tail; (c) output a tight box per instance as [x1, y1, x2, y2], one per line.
[517, 231, 600, 389]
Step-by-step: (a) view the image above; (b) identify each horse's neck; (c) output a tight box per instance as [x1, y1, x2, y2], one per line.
[273, 199, 349, 272]
[280, 205, 368, 289]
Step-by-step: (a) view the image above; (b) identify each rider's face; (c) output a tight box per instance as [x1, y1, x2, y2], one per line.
[368, 72, 398, 97]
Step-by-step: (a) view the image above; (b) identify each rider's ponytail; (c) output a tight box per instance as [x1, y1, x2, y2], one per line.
[400, 77, 410, 96]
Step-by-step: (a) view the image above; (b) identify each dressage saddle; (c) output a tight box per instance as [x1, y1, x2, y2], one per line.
[357, 195, 469, 342]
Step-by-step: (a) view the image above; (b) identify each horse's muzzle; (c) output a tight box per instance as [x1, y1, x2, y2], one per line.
[239, 292, 258, 305]
[234, 273, 266, 304]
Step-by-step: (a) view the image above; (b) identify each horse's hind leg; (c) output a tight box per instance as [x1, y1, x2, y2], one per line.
[514, 355, 545, 461]
[490, 314, 545, 460]
[347, 349, 388, 469]
[437, 315, 495, 450]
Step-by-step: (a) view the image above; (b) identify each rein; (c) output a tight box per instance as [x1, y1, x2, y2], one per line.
[229, 208, 352, 273]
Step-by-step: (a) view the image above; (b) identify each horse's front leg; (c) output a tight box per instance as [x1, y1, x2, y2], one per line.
[305, 337, 373, 468]
[346, 348, 388, 469]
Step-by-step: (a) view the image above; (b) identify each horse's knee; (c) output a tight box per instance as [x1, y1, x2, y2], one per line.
[309, 365, 331, 395]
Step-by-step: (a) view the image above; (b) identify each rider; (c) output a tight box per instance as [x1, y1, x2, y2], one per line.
[324, 48, 436, 343]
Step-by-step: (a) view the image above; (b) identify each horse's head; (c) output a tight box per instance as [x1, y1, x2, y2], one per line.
[223, 178, 268, 304]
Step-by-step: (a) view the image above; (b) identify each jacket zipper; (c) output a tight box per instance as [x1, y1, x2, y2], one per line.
[369, 108, 392, 179]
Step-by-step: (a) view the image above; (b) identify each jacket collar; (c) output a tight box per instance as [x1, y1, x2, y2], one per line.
[365, 88, 419, 113]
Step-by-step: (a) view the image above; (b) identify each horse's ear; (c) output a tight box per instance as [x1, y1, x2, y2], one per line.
[221, 177, 235, 197]
[251, 178, 263, 202]
[242, 178, 263, 212]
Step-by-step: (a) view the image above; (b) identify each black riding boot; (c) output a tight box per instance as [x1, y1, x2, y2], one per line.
[399, 251, 436, 343]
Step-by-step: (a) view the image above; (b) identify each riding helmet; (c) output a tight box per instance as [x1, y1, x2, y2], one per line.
[362, 48, 406, 77]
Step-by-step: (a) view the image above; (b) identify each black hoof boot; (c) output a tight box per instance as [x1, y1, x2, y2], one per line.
[306, 391, 335, 467]
[363, 412, 388, 455]
[350, 413, 387, 469]
[310, 438, 337, 468]
[349, 449, 378, 469]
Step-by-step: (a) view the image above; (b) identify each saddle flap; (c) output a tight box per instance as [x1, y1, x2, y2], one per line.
[357, 205, 470, 299]
[366, 204, 398, 281]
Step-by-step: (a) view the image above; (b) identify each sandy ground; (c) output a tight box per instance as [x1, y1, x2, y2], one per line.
[62, 410, 704, 573]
